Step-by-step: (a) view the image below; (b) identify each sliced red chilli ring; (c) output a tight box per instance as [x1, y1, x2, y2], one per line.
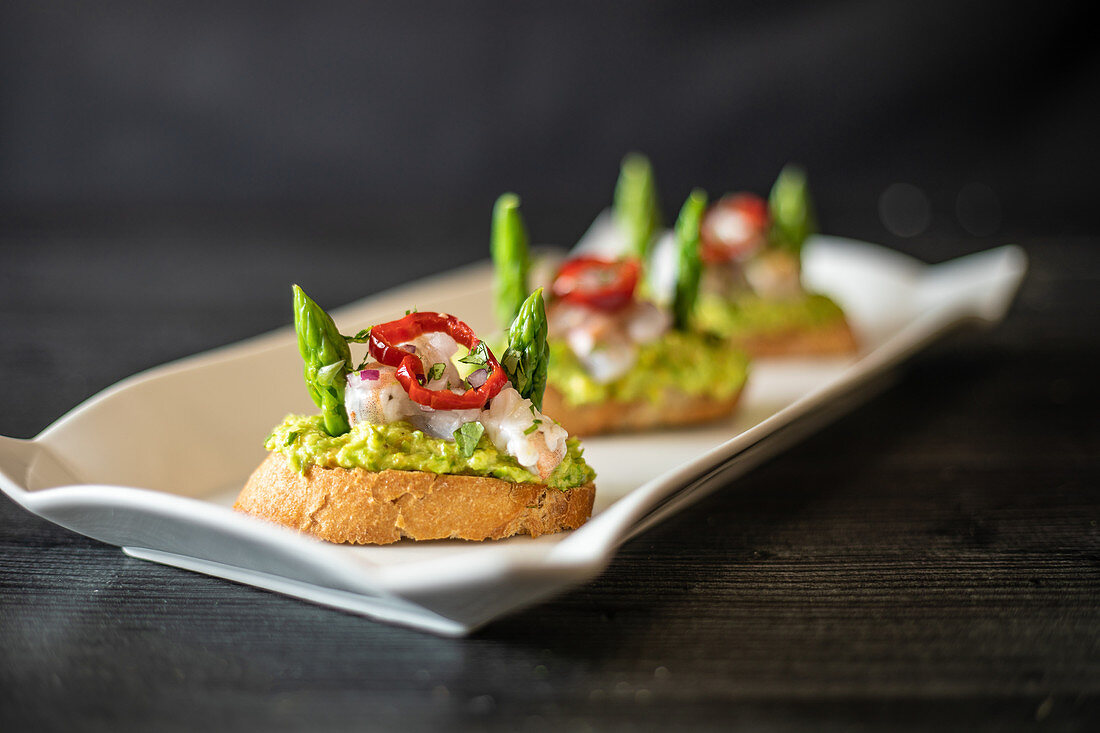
[700, 192, 770, 264]
[367, 311, 506, 410]
[551, 255, 641, 311]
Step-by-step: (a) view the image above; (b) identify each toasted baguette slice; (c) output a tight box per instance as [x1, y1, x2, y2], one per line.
[733, 317, 857, 358]
[540, 384, 745, 437]
[235, 452, 596, 545]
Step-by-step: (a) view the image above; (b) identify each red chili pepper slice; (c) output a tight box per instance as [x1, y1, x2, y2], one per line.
[700, 193, 770, 264]
[367, 311, 506, 410]
[551, 256, 641, 311]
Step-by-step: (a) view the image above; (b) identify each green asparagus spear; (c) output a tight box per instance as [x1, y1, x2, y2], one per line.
[501, 287, 550, 411]
[671, 189, 708, 331]
[613, 152, 662, 260]
[768, 164, 817, 255]
[292, 284, 352, 436]
[491, 193, 531, 328]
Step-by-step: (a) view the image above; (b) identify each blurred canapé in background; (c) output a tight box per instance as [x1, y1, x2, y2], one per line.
[1, 1, 1096, 254]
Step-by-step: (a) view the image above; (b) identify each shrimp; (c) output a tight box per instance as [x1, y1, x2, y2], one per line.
[481, 387, 567, 482]
[548, 299, 671, 383]
[744, 249, 802, 300]
[344, 363, 418, 427]
[344, 332, 567, 480]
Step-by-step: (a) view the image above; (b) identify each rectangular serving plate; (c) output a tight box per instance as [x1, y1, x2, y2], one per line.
[0, 236, 1026, 635]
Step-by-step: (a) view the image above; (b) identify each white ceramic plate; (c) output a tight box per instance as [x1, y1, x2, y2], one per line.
[0, 236, 1026, 636]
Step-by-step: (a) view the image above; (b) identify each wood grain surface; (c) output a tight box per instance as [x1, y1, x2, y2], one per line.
[0, 216, 1096, 732]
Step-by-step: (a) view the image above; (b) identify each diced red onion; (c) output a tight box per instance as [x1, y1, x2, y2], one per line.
[360, 369, 380, 381]
[467, 368, 488, 388]
[401, 344, 417, 354]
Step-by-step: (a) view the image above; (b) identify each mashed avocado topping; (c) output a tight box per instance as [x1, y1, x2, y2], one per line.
[548, 330, 750, 407]
[267, 414, 595, 490]
[695, 292, 845, 338]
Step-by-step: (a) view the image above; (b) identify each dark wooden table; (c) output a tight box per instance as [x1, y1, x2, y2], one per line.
[1, 212, 1097, 731]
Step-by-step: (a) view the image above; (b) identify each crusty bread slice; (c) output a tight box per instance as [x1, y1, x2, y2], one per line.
[733, 317, 857, 358]
[540, 384, 745, 437]
[235, 452, 596, 545]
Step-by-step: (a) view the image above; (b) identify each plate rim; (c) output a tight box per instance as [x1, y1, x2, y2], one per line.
[0, 238, 1028, 633]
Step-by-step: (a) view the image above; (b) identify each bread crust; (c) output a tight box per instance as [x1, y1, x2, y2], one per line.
[540, 384, 744, 437]
[733, 317, 857, 358]
[235, 452, 596, 545]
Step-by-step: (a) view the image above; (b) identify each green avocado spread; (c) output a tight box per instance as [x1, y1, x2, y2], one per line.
[266, 414, 595, 490]
[695, 292, 845, 338]
[547, 330, 750, 408]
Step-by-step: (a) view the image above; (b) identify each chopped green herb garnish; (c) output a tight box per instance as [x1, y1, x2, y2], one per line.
[284, 430, 300, 446]
[524, 419, 542, 435]
[427, 362, 447, 382]
[343, 328, 372, 343]
[453, 421, 485, 457]
[405, 307, 419, 315]
[458, 341, 490, 368]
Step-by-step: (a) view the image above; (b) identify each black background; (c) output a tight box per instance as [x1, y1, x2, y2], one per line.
[1, 3, 1098, 731]
[2, 1, 1097, 240]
